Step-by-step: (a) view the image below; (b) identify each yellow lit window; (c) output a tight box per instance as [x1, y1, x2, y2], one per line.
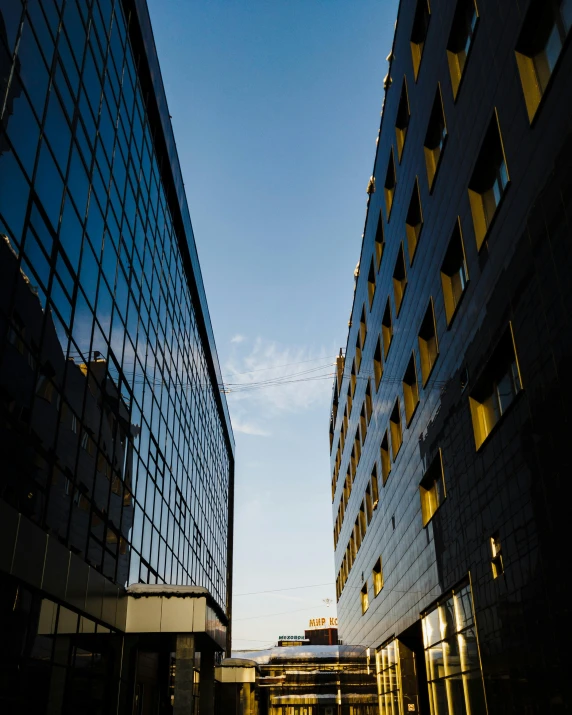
[360, 404, 367, 446]
[367, 257, 376, 308]
[382, 299, 393, 358]
[359, 305, 367, 352]
[350, 360, 357, 398]
[423, 87, 447, 191]
[359, 501, 367, 539]
[373, 336, 383, 389]
[393, 243, 408, 315]
[447, 0, 479, 99]
[361, 582, 369, 614]
[418, 299, 439, 386]
[389, 399, 402, 460]
[490, 532, 504, 578]
[384, 149, 397, 219]
[373, 557, 384, 596]
[515, 0, 572, 122]
[354, 518, 362, 551]
[371, 464, 379, 509]
[419, 449, 446, 526]
[375, 211, 385, 269]
[405, 178, 423, 261]
[441, 218, 469, 325]
[365, 484, 373, 524]
[411, 0, 431, 80]
[469, 325, 522, 449]
[468, 111, 509, 250]
[354, 429, 361, 463]
[365, 379, 373, 423]
[380, 431, 391, 485]
[395, 78, 410, 161]
[402, 352, 420, 426]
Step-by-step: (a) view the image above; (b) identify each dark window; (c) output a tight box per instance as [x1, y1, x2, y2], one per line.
[395, 78, 410, 161]
[441, 218, 469, 325]
[389, 399, 402, 460]
[424, 87, 447, 191]
[384, 149, 397, 219]
[469, 325, 522, 449]
[403, 352, 419, 426]
[419, 449, 446, 526]
[411, 0, 431, 79]
[367, 258, 376, 308]
[515, 0, 572, 121]
[375, 211, 385, 269]
[373, 336, 383, 390]
[382, 299, 393, 358]
[380, 431, 391, 485]
[393, 243, 408, 315]
[468, 112, 509, 250]
[418, 300, 439, 386]
[447, 0, 479, 98]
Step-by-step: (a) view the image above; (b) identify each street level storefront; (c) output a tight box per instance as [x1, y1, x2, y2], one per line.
[218, 645, 377, 715]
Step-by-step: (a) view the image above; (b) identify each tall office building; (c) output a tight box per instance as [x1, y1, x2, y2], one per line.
[330, 0, 572, 713]
[0, 1, 234, 713]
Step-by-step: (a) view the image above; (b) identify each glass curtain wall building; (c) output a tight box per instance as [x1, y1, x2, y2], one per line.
[0, 0, 234, 712]
[330, 0, 572, 713]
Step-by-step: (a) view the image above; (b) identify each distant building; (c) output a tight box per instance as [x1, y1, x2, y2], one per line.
[305, 615, 339, 646]
[0, 1, 234, 713]
[218, 645, 377, 715]
[330, 1, 572, 714]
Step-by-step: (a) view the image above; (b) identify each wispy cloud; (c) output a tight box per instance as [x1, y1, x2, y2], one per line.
[230, 334, 246, 344]
[224, 338, 334, 416]
[232, 418, 271, 437]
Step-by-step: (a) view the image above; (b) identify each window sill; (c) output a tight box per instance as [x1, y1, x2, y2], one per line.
[473, 389, 523, 452]
[445, 282, 470, 330]
[475, 182, 511, 253]
[405, 401, 420, 428]
[426, 136, 448, 196]
[422, 499, 446, 528]
[421, 356, 439, 389]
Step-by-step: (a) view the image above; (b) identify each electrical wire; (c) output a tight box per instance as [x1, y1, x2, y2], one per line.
[223, 355, 339, 377]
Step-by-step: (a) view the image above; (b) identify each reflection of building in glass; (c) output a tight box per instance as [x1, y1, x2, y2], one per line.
[217, 645, 377, 715]
[0, 1, 234, 713]
[1, 234, 136, 586]
[330, 1, 572, 713]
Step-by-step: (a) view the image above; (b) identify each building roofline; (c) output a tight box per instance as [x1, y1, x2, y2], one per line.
[126, 0, 235, 457]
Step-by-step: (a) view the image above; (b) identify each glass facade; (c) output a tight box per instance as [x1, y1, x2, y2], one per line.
[0, 0, 232, 613]
[422, 584, 486, 715]
[375, 641, 401, 715]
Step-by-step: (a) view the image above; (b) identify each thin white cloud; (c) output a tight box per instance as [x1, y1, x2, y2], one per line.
[224, 338, 333, 415]
[230, 334, 246, 344]
[232, 419, 271, 437]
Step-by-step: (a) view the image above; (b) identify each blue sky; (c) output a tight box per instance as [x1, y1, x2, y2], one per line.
[147, 0, 399, 650]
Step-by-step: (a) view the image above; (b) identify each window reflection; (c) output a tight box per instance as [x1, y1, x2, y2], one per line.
[422, 581, 486, 715]
[0, 0, 231, 608]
